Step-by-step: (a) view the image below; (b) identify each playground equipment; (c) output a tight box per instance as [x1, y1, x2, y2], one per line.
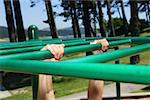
[0, 25, 149, 100]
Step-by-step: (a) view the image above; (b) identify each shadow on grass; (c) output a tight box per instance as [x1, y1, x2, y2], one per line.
[2, 73, 31, 90]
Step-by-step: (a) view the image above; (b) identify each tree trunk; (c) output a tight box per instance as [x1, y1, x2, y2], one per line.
[129, 0, 140, 36]
[120, 0, 129, 36]
[73, 4, 81, 38]
[82, 0, 91, 37]
[4, 0, 17, 42]
[97, 0, 106, 37]
[106, 0, 115, 37]
[45, 0, 58, 38]
[147, 2, 150, 22]
[70, 0, 81, 38]
[129, 0, 141, 64]
[70, 7, 77, 38]
[13, 0, 26, 41]
[92, 1, 97, 37]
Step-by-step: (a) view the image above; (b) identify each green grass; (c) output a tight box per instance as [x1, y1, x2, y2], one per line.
[3, 78, 88, 100]
[140, 27, 150, 36]
[3, 78, 112, 100]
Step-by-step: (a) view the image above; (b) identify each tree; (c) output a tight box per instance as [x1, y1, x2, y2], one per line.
[90, 0, 97, 37]
[71, 0, 81, 38]
[82, 0, 92, 37]
[129, 0, 141, 36]
[64, 0, 81, 38]
[97, 0, 106, 37]
[138, 0, 150, 22]
[129, 0, 141, 64]
[105, 0, 115, 37]
[4, 0, 17, 42]
[45, 0, 58, 38]
[13, 0, 26, 41]
[119, 0, 129, 36]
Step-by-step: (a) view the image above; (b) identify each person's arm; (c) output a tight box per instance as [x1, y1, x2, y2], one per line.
[38, 44, 65, 100]
[88, 38, 109, 100]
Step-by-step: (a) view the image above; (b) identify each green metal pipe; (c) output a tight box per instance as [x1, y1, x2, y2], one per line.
[0, 40, 61, 50]
[107, 37, 150, 44]
[1, 37, 149, 50]
[27, 25, 39, 100]
[0, 41, 91, 55]
[65, 43, 150, 63]
[0, 37, 149, 47]
[40, 37, 150, 44]
[0, 39, 86, 50]
[114, 47, 121, 100]
[0, 60, 150, 84]
[0, 39, 131, 60]
[1, 38, 127, 55]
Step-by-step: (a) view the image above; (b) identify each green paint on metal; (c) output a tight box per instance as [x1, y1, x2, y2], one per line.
[65, 43, 150, 63]
[0, 41, 91, 55]
[0, 60, 150, 84]
[0, 39, 131, 59]
[32, 75, 38, 100]
[28, 25, 39, 40]
[0, 39, 87, 50]
[1, 37, 149, 50]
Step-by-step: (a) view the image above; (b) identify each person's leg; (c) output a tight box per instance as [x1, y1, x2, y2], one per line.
[88, 80, 104, 100]
[38, 74, 55, 100]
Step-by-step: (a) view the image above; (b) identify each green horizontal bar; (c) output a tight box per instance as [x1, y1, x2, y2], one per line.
[65, 43, 150, 63]
[0, 60, 149, 84]
[0, 39, 131, 60]
[0, 41, 90, 55]
[108, 37, 150, 44]
[1, 37, 149, 50]
[32, 37, 150, 44]
[0, 39, 86, 50]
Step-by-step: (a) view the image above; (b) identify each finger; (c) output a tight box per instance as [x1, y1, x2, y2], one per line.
[47, 45, 56, 56]
[53, 45, 60, 60]
[60, 45, 64, 57]
[57, 46, 62, 59]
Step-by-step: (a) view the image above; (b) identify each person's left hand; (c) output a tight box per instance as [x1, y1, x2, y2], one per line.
[91, 38, 109, 54]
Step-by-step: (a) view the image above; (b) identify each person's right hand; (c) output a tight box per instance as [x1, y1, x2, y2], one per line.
[41, 44, 65, 60]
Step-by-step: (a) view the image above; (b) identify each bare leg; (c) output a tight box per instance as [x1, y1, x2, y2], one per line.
[88, 80, 104, 100]
[38, 74, 55, 100]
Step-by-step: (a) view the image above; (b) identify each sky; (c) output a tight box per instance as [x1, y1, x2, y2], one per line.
[0, 0, 146, 30]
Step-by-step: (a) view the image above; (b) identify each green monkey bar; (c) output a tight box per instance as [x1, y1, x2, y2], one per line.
[0, 60, 150, 84]
[0, 39, 130, 55]
[64, 43, 150, 63]
[0, 39, 131, 59]
[0, 37, 149, 50]
[1, 25, 149, 100]
[0, 39, 86, 50]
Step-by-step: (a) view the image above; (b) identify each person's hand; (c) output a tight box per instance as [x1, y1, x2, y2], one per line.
[41, 44, 65, 60]
[91, 38, 109, 54]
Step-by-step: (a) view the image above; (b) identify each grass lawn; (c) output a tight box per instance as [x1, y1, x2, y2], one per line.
[3, 32, 150, 100]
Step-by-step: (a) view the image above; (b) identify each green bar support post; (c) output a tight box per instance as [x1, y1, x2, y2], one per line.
[28, 25, 39, 40]
[28, 25, 39, 100]
[114, 47, 121, 100]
